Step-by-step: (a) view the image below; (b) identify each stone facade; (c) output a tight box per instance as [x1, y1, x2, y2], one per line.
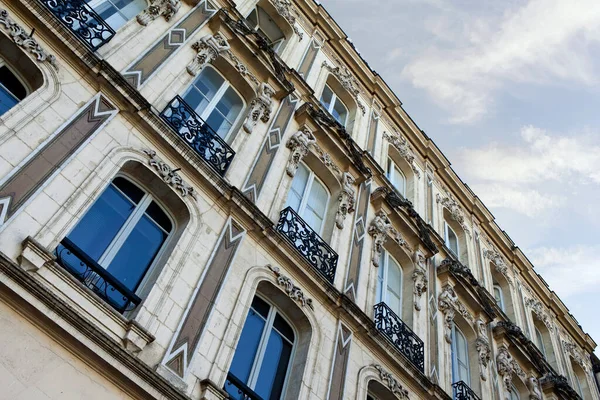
[0, 1, 598, 400]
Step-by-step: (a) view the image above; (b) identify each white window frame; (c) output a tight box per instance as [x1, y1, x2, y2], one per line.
[88, 0, 146, 30]
[290, 164, 330, 236]
[297, 38, 321, 77]
[534, 326, 546, 357]
[386, 157, 406, 196]
[377, 251, 404, 317]
[184, 66, 246, 140]
[320, 84, 348, 126]
[445, 222, 460, 257]
[493, 284, 505, 311]
[241, 295, 297, 400]
[451, 324, 471, 386]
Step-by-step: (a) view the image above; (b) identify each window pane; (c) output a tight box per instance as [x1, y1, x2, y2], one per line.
[0, 66, 26, 99]
[0, 84, 19, 116]
[228, 309, 267, 386]
[114, 0, 146, 19]
[113, 176, 144, 204]
[185, 67, 224, 114]
[254, 330, 293, 400]
[251, 296, 270, 319]
[286, 164, 309, 212]
[92, 1, 127, 30]
[320, 86, 333, 112]
[105, 213, 167, 292]
[447, 227, 459, 255]
[145, 201, 172, 233]
[332, 98, 348, 126]
[302, 178, 328, 233]
[68, 184, 135, 262]
[386, 257, 402, 307]
[273, 313, 294, 343]
[207, 86, 243, 137]
[90, 0, 145, 29]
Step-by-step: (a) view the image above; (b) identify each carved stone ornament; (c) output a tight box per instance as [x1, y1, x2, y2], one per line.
[383, 132, 421, 178]
[527, 375, 543, 400]
[136, 0, 180, 26]
[272, 0, 303, 39]
[0, 8, 57, 68]
[223, 49, 259, 86]
[483, 249, 512, 284]
[412, 266, 427, 311]
[187, 33, 230, 76]
[335, 172, 356, 229]
[285, 127, 316, 177]
[438, 285, 474, 343]
[475, 318, 491, 381]
[496, 345, 527, 393]
[524, 297, 553, 332]
[313, 144, 342, 175]
[436, 190, 471, 236]
[243, 83, 275, 133]
[372, 364, 409, 399]
[268, 265, 313, 309]
[367, 211, 412, 268]
[562, 339, 590, 371]
[322, 61, 366, 115]
[144, 150, 196, 199]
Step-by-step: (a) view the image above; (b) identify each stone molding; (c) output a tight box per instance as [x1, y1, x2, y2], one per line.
[267, 264, 314, 309]
[0, 8, 57, 67]
[137, 0, 181, 26]
[243, 82, 275, 134]
[483, 249, 512, 284]
[436, 190, 471, 236]
[187, 33, 230, 75]
[322, 61, 366, 115]
[383, 132, 421, 178]
[144, 150, 196, 199]
[372, 364, 409, 399]
[496, 345, 526, 391]
[367, 211, 412, 268]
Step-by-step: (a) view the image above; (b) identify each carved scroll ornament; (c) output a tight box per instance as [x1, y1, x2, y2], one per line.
[187, 33, 230, 76]
[322, 61, 366, 115]
[475, 318, 491, 381]
[436, 191, 471, 236]
[483, 249, 513, 284]
[243, 83, 275, 134]
[438, 285, 474, 343]
[144, 150, 196, 199]
[383, 132, 421, 178]
[285, 127, 315, 177]
[272, 0, 303, 39]
[0, 8, 56, 67]
[367, 211, 412, 268]
[525, 297, 554, 332]
[372, 364, 409, 399]
[137, 0, 181, 26]
[268, 265, 313, 309]
[335, 172, 356, 229]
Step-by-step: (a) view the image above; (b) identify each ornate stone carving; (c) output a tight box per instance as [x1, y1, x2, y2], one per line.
[313, 144, 342, 175]
[527, 376, 542, 400]
[525, 297, 553, 332]
[243, 83, 275, 133]
[272, 0, 303, 39]
[268, 265, 313, 309]
[483, 249, 512, 284]
[383, 132, 421, 178]
[335, 172, 356, 229]
[136, 0, 180, 26]
[187, 33, 230, 76]
[475, 318, 491, 381]
[562, 339, 590, 371]
[436, 191, 471, 236]
[285, 127, 315, 177]
[223, 50, 259, 86]
[144, 150, 196, 199]
[0, 8, 57, 67]
[438, 285, 474, 343]
[322, 61, 366, 115]
[367, 211, 412, 267]
[412, 266, 427, 311]
[372, 364, 409, 399]
[496, 345, 526, 393]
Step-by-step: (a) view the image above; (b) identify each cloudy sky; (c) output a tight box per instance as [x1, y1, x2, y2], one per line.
[319, 0, 600, 350]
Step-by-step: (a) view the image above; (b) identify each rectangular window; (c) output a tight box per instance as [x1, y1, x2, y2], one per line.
[366, 111, 378, 154]
[298, 39, 321, 78]
[426, 176, 434, 225]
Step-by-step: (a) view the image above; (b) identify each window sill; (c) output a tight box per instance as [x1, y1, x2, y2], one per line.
[19, 236, 155, 354]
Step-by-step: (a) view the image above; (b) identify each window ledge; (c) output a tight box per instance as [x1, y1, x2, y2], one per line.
[19, 236, 155, 354]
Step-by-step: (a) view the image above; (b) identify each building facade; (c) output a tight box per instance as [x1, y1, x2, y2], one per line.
[0, 0, 597, 399]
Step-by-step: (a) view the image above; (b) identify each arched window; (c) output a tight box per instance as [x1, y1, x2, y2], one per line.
[286, 163, 330, 234]
[376, 251, 403, 318]
[56, 176, 173, 311]
[88, 0, 147, 30]
[182, 66, 245, 139]
[509, 385, 520, 400]
[451, 325, 470, 386]
[246, 5, 286, 53]
[493, 283, 505, 311]
[445, 223, 459, 257]
[386, 158, 406, 197]
[534, 326, 546, 357]
[0, 56, 28, 116]
[571, 361, 590, 399]
[320, 84, 348, 126]
[226, 295, 295, 400]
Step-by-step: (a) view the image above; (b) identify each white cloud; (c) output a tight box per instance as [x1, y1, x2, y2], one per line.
[402, 0, 600, 123]
[528, 245, 600, 298]
[470, 183, 564, 217]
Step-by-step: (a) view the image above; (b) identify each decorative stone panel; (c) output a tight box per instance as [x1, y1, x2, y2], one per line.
[437, 285, 474, 343]
[367, 211, 412, 268]
[144, 150, 196, 199]
[243, 83, 275, 134]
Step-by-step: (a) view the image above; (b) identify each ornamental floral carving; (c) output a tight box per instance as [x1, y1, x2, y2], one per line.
[372, 364, 409, 399]
[483, 249, 512, 284]
[412, 266, 427, 311]
[285, 127, 316, 177]
[525, 297, 554, 332]
[322, 61, 366, 115]
[187, 33, 230, 76]
[313, 144, 342, 175]
[223, 50, 259, 86]
[475, 318, 491, 381]
[272, 0, 303, 39]
[436, 190, 471, 236]
[562, 339, 590, 371]
[0, 8, 56, 67]
[527, 376, 543, 400]
[243, 83, 275, 133]
[383, 132, 421, 178]
[335, 172, 356, 229]
[496, 345, 526, 392]
[268, 265, 313, 309]
[367, 211, 411, 267]
[438, 285, 474, 343]
[144, 150, 196, 199]
[136, 0, 180, 26]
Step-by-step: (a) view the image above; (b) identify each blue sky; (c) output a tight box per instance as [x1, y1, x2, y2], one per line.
[320, 0, 600, 349]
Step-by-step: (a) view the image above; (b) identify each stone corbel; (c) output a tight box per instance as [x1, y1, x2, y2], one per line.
[368, 211, 392, 268]
[123, 320, 155, 354]
[335, 172, 356, 229]
[475, 318, 491, 381]
[526, 376, 543, 400]
[19, 236, 55, 272]
[372, 364, 409, 399]
[412, 250, 428, 311]
[144, 150, 196, 199]
[285, 127, 316, 177]
[137, 0, 181, 26]
[436, 190, 471, 236]
[383, 132, 421, 178]
[438, 285, 474, 343]
[0, 8, 57, 68]
[243, 83, 275, 134]
[187, 33, 230, 76]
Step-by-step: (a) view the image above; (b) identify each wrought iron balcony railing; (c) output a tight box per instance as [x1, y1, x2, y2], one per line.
[452, 381, 481, 400]
[373, 302, 424, 372]
[39, 0, 115, 51]
[275, 207, 338, 283]
[55, 237, 142, 313]
[224, 373, 263, 400]
[160, 95, 235, 176]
